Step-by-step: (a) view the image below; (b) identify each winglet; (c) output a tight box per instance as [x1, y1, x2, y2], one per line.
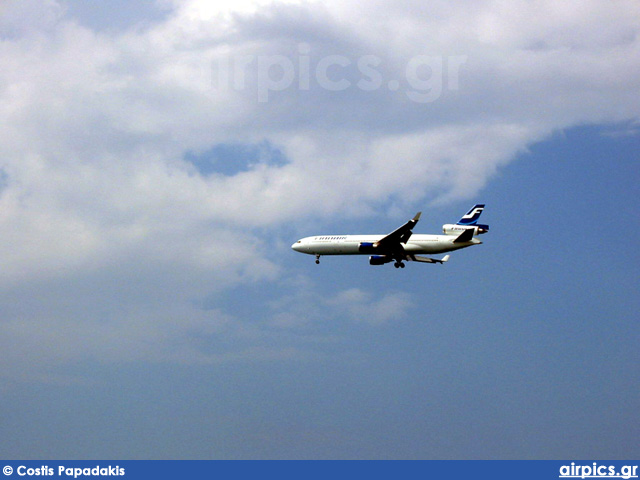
[413, 212, 422, 222]
[441, 255, 450, 263]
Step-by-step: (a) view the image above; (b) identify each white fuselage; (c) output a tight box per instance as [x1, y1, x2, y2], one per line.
[291, 234, 481, 256]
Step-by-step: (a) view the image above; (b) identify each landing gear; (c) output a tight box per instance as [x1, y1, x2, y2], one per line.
[315, 254, 320, 264]
[394, 261, 405, 268]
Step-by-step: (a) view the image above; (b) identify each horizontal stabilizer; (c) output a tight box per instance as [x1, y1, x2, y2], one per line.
[409, 254, 450, 264]
[453, 228, 474, 243]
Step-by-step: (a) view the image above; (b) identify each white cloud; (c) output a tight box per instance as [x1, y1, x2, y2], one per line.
[0, 0, 64, 37]
[328, 288, 414, 325]
[0, 0, 638, 378]
[268, 277, 414, 328]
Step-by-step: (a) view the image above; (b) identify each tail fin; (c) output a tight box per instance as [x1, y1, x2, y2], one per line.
[457, 204, 489, 233]
[457, 204, 485, 226]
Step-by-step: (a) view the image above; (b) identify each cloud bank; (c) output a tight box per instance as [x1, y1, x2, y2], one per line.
[0, 0, 638, 378]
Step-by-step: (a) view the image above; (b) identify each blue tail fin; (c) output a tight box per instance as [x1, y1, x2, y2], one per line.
[457, 204, 489, 233]
[457, 204, 485, 225]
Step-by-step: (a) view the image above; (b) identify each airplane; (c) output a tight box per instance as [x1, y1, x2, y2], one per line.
[291, 204, 488, 268]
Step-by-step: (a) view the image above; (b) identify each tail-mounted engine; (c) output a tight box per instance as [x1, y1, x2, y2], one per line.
[442, 224, 489, 236]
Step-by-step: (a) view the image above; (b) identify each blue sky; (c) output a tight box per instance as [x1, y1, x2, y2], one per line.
[0, 0, 638, 460]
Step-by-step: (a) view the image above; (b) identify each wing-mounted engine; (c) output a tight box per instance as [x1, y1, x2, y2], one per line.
[359, 242, 378, 253]
[442, 224, 489, 236]
[369, 255, 393, 265]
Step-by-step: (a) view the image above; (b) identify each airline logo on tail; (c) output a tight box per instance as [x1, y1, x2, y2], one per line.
[457, 204, 485, 225]
[442, 204, 489, 235]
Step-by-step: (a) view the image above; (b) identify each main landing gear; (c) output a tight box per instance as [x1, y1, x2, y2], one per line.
[315, 254, 320, 264]
[394, 261, 405, 268]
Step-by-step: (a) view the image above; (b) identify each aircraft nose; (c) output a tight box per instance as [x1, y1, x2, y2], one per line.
[291, 241, 303, 252]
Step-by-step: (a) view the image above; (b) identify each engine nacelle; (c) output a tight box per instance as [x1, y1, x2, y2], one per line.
[442, 224, 489, 236]
[359, 242, 378, 253]
[369, 255, 392, 266]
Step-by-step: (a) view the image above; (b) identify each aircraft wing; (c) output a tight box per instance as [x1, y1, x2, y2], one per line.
[376, 212, 422, 249]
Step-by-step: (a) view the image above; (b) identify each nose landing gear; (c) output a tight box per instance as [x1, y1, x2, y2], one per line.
[315, 254, 320, 264]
